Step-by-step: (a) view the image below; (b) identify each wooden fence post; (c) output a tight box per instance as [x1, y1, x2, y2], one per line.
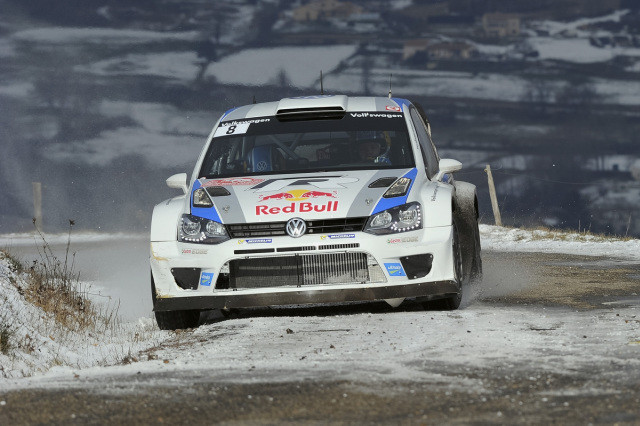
[484, 165, 502, 227]
[32, 182, 43, 232]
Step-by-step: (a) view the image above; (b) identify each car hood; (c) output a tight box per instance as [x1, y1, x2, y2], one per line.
[192, 169, 416, 224]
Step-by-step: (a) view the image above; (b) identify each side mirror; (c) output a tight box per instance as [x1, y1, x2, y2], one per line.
[435, 158, 462, 182]
[166, 173, 188, 195]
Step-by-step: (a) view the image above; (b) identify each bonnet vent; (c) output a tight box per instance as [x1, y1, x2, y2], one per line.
[275, 95, 348, 122]
[276, 106, 345, 122]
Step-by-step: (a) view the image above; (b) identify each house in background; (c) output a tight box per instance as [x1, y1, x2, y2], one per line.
[482, 13, 520, 37]
[403, 39, 431, 60]
[425, 41, 476, 60]
[292, 0, 363, 22]
[403, 39, 476, 61]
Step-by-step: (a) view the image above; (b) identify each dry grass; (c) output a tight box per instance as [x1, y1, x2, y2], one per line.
[505, 225, 635, 243]
[0, 316, 13, 355]
[22, 220, 118, 334]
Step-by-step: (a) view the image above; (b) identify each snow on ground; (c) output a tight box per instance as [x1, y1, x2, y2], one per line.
[43, 101, 216, 167]
[390, 0, 413, 10]
[325, 68, 527, 102]
[11, 27, 198, 45]
[100, 101, 215, 136]
[531, 9, 629, 37]
[0, 226, 638, 386]
[480, 225, 640, 261]
[437, 149, 492, 169]
[44, 127, 202, 167]
[0, 252, 164, 379]
[82, 45, 358, 88]
[592, 78, 640, 106]
[0, 82, 32, 98]
[5, 302, 638, 392]
[0, 232, 143, 247]
[527, 37, 640, 64]
[204, 45, 358, 87]
[80, 51, 201, 81]
[528, 37, 614, 63]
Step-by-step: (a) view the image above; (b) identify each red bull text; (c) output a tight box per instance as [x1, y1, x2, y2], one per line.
[256, 201, 338, 215]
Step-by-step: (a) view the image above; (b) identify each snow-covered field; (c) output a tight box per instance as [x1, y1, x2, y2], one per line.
[1, 226, 639, 388]
[480, 225, 640, 261]
[11, 28, 198, 45]
[43, 101, 216, 167]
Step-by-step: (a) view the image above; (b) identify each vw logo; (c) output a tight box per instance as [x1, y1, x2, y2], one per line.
[286, 218, 307, 238]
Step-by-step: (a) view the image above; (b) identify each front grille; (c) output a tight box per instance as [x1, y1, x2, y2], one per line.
[318, 243, 359, 250]
[307, 217, 367, 234]
[225, 252, 380, 289]
[227, 222, 287, 238]
[226, 217, 367, 238]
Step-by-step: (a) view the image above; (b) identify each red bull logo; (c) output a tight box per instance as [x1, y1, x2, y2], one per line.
[256, 189, 339, 216]
[258, 189, 337, 202]
[256, 201, 338, 216]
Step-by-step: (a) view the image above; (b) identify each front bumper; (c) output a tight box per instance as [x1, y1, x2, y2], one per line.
[153, 280, 458, 311]
[150, 226, 456, 311]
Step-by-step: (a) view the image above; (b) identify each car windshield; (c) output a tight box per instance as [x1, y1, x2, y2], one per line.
[198, 114, 415, 178]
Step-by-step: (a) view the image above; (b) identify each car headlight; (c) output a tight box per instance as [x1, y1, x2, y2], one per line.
[364, 202, 422, 235]
[178, 214, 229, 244]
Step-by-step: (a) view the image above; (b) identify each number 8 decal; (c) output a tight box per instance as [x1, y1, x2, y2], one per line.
[213, 122, 250, 138]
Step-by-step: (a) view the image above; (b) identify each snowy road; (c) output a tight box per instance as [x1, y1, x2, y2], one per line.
[1, 231, 640, 423]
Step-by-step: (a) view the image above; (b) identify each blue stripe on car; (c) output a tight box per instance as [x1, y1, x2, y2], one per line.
[391, 97, 411, 111]
[190, 180, 222, 223]
[220, 106, 239, 120]
[371, 168, 418, 214]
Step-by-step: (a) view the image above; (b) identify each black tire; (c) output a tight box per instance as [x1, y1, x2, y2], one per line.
[151, 272, 200, 330]
[155, 309, 201, 330]
[452, 181, 481, 283]
[469, 218, 483, 283]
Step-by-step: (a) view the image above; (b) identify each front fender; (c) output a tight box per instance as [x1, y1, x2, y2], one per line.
[150, 196, 186, 242]
[420, 182, 454, 228]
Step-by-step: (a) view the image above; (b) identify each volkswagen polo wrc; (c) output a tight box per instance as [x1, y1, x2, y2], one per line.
[150, 95, 482, 330]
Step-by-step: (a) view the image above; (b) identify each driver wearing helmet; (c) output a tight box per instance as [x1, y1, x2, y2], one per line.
[356, 131, 391, 164]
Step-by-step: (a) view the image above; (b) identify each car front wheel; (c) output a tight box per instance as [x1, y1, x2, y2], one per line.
[151, 273, 201, 330]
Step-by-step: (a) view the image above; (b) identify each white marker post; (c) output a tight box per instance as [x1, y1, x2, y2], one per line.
[484, 165, 502, 227]
[32, 182, 43, 233]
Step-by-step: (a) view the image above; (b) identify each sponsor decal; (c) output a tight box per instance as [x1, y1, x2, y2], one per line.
[258, 189, 337, 202]
[221, 118, 271, 126]
[350, 112, 402, 119]
[387, 236, 419, 244]
[384, 263, 407, 277]
[182, 248, 209, 255]
[431, 185, 439, 202]
[237, 238, 273, 244]
[320, 233, 355, 240]
[251, 176, 358, 192]
[385, 105, 401, 112]
[213, 122, 250, 137]
[199, 272, 215, 287]
[202, 177, 264, 187]
[256, 201, 338, 216]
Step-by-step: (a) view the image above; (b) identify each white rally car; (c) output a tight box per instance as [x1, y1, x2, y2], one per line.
[150, 95, 482, 330]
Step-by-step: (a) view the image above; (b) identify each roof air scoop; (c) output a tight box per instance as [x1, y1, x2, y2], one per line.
[276, 95, 348, 121]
